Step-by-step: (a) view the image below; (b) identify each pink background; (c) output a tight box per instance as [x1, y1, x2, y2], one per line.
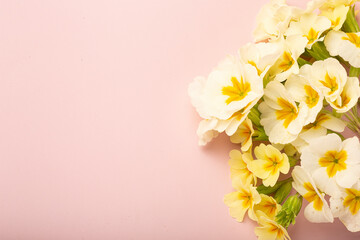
[0, 0, 360, 239]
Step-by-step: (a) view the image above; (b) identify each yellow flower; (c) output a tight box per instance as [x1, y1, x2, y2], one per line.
[230, 118, 254, 152]
[224, 183, 261, 222]
[228, 149, 257, 186]
[292, 166, 333, 223]
[248, 144, 290, 187]
[254, 211, 291, 240]
[254, 194, 282, 220]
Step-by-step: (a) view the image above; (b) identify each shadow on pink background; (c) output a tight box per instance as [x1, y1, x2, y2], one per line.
[0, 0, 360, 239]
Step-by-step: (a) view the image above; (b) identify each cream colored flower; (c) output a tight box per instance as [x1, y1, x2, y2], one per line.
[253, 0, 300, 42]
[292, 166, 334, 223]
[330, 181, 360, 232]
[305, 58, 347, 102]
[259, 81, 308, 144]
[188, 55, 263, 145]
[248, 143, 290, 187]
[285, 65, 324, 124]
[230, 118, 254, 152]
[224, 183, 261, 222]
[308, 0, 358, 11]
[196, 118, 219, 145]
[325, 30, 360, 68]
[329, 76, 360, 113]
[291, 112, 346, 153]
[254, 211, 291, 240]
[321, 5, 349, 30]
[253, 194, 282, 220]
[228, 149, 257, 186]
[239, 41, 282, 78]
[267, 35, 308, 82]
[301, 134, 360, 196]
[285, 12, 331, 48]
[189, 55, 262, 120]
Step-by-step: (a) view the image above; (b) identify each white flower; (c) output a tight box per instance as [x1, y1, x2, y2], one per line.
[321, 5, 349, 30]
[267, 35, 308, 82]
[329, 76, 360, 113]
[196, 118, 219, 145]
[239, 41, 282, 78]
[292, 166, 334, 223]
[304, 58, 347, 102]
[301, 134, 360, 196]
[188, 55, 263, 145]
[325, 30, 360, 68]
[285, 65, 324, 124]
[330, 181, 360, 232]
[253, 0, 300, 42]
[308, 0, 358, 11]
[285, 12, 331, 48]
[259, 81, 308, 144]
[291, 112, 346, 153]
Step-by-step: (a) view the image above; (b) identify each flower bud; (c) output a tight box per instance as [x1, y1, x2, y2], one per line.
[275, 195, 303, 228]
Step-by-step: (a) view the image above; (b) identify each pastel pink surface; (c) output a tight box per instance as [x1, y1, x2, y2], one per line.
[0, 0, 360, 239]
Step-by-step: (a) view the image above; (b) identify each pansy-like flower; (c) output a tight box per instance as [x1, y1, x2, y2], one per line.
[320, 5, 349, 30]
[330, 181, 360, 232]
[285, 65, 324, 124]
[224, 182, 261, 222]
[188, 55, 263, 145]
[305, 58, 347, 103]
[230, 118, 254, 152]
[253, 0, 301, 42]
[329, 76, 360, 113]
[285, 12, 331, 48]
[254, 211, 291, 240]
[291, 112, 346, 153]
[259, 81, 308, 144]
[325, 30, 360, 68]
[292, 166, 334, 223]
[253, 194, 282, 220]
[248, 143, 290, 187]
[309, 0, 359, 11]
[239, 41, 282, 78]
[301, 134, 360, 196]
[228, 149, 257, 186]
[267, 35, 308, 82]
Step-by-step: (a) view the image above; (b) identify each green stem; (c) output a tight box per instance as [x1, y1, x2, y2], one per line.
[342, 6, 360, 33]
[349, 66, 360, 77]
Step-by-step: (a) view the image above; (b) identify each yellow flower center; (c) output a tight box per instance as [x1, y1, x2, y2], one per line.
[238, 189, 254, 209]
[222, 77, 251, 104]
[303, 113, 330, 130]
[304, 28, 319, 44]
[343, 188, 360, 215]
[303, 182, 323, 211]
[332, 91, 351, 109]
[319, 150, 347, 178]
[263, 154, 282, 175]
[278, 52, 294, 72]
[331, 17, 340, 28]
[248, 60, 262, 76]
[275, 98, 299, 128]
[319, 72, 338, 94]
[267, 222, 285, 239]
[304, 85, 320, 108]
[342, 32, 360, 48]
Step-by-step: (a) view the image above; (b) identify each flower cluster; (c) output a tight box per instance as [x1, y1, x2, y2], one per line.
[189, 0, 360, 239]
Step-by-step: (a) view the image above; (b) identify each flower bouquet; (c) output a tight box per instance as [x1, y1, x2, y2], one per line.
[188, 0, 360, 239]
